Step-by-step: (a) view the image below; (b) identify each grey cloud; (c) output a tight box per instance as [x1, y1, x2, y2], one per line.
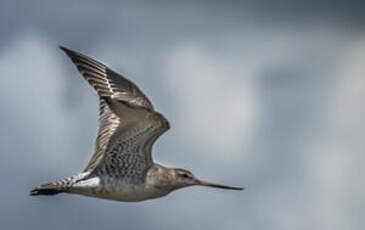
[1, 1, 365, 230]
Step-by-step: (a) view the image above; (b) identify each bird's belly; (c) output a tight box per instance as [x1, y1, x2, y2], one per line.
[76, 181, 168, 202]
[102, 186, 168, 202]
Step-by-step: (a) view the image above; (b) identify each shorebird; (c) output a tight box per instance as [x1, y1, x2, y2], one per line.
[30, 46, 243, 202]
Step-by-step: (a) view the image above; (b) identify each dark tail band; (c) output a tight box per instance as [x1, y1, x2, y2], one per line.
[30, 188, 63, 196]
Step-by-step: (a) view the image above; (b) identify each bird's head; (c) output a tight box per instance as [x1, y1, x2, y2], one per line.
[170, 168, 244, 191]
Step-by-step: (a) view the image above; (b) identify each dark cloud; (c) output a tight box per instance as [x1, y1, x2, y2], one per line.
[1, 0, 365, 51]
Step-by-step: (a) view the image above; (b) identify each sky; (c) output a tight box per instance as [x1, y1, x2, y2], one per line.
[0, 1, 364, 230]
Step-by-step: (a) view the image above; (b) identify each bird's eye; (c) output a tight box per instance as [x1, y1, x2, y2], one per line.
[182, 174, 189, 178]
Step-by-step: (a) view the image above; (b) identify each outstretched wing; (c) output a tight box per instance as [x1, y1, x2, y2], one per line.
[60, 46, 169, 177]
[59, 46, 153, 110]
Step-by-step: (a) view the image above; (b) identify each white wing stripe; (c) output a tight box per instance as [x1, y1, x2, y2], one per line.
[74, 57, 105, 72]
[76, 63, 106, 76]
[86, 77, 108, 85]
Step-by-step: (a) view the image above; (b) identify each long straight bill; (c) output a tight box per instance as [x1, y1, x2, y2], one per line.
[196, 180, 244, 190]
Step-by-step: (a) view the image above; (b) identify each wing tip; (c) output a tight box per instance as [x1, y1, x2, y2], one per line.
[58, 45, 67, 51]
[58, 45, 68, 52]
[59, 45, 77, 58]
[58, 45, 105, 69]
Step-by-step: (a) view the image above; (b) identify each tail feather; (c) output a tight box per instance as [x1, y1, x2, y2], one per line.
[30, 187, 63, 196]
[30, 182, 65, 196]
[30, 173, 88, 196]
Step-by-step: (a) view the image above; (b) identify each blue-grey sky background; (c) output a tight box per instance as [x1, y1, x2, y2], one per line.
[1, 1, 364, 229]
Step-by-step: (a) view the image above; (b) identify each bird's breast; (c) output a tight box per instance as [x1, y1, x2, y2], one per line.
[74, 177, 169, 202]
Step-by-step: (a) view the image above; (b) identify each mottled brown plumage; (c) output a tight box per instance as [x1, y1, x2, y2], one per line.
[30, 46, 243, 201]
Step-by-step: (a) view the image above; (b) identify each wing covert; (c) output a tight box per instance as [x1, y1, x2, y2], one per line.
[92, 104, 170, 183]
[59, 46, 170, 177]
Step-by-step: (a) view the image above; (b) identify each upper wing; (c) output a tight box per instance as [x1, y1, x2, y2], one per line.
[59, 46, 154, 110]
[85, 97, 120, 172]
[93, 101, 169, 184]
[60, 46, 169, 175]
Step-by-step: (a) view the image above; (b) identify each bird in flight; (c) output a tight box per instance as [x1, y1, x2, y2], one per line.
[30, 46, 243, 202]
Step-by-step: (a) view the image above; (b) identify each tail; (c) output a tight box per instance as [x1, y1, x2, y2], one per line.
[30, 183, 64, 196]
[30, 173, 88, 196]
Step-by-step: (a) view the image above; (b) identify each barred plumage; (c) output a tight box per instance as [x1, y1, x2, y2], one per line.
[31, 46, 243, 202]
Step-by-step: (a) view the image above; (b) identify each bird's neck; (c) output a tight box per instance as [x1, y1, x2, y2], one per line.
[146, 164, 176, 191]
